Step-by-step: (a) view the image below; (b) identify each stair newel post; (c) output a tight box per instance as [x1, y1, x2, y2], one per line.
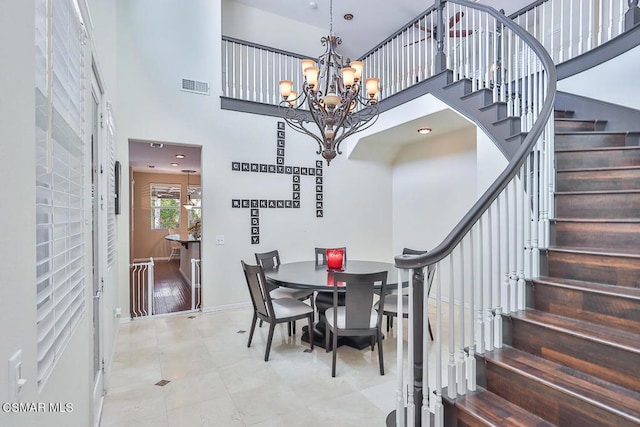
[434, 0, 447, 73]
[407, 267, 416, 427]
[422, 265, 432, 427]
[447, 253, 457, 400]
[456, 244, 467, 396]
[626, 0, 640, 29]
[395, 269, 405, 427]
[434, 262, 444, 427]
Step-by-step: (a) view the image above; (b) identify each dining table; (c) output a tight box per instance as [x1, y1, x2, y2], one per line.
[264, 260, 405, 349]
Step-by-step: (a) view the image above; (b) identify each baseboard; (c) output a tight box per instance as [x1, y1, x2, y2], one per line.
[201, 301, 252, 313]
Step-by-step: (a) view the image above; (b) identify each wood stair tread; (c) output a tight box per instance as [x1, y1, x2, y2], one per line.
[547, 246, 640, 258]
[557, 165, 640, 173]
[552, 218, 640, 224]
[533, 276, 640, 300]
[555, 131, 635, 135]
[487, 346, 640, 422]
[510, 310, 640, 354]
[455, 388, 556, 427]
[555, 189, 640, 195]
[556, 146, 640, 153]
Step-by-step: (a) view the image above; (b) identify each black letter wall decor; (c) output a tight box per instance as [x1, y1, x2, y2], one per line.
[231, 122, 324, 244]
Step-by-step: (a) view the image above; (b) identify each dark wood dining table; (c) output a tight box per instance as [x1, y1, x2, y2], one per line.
[264, 260, 405, 349]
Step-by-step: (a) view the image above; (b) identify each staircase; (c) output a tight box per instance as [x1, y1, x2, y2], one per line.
[450, 108, 640, 426]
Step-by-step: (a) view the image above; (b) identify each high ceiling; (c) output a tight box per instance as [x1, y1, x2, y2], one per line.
[130, 1, 533, 173]
[230, 0, 532, 59]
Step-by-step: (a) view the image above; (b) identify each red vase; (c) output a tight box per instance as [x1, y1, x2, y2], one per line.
[326, 248, 344, 271]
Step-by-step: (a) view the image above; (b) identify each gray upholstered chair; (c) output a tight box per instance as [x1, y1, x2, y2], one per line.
[255, 250, 315, 333]
[241, 261, 314, 361]
[376, 248, 434, 340]
[324, 270, 388, 377]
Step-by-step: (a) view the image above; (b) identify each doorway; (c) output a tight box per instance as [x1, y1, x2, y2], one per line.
[128, 140, 202, 317]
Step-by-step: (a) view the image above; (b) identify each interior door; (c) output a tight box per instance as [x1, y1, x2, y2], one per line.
[91, 69, 105, 426]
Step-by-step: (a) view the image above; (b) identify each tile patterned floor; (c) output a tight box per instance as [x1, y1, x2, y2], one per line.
[101, 307, 405, 426]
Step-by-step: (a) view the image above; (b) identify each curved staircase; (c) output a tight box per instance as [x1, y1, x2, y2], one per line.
[450, 108, 640, 426]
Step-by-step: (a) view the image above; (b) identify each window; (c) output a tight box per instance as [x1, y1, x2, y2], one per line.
[150, 184, 181, 230]
[187, 185, 202, 229]
[35, 0, 88, 386]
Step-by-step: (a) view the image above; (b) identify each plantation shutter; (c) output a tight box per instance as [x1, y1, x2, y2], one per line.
[106, 105, 116, 268]
[35, 0, 88, 386]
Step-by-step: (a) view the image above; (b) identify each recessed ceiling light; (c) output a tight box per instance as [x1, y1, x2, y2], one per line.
[417, 127, 432, 135]
[344, 13, 354, 21]
[171, 162, 180, 167]
[175, 154, 185, 159]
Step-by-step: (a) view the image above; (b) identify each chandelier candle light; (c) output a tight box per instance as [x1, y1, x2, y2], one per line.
[279, 0, 380, 165]
[182, 169, 195, 210]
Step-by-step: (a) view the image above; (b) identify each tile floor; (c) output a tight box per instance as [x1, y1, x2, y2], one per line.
[101, 307, 407, 426]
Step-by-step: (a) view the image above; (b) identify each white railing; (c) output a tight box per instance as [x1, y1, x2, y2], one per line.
[510, 0, 628, 64]
[130, 258, 154, 318]
[191, 258, 202, 310]
[391, 1, 556, 426]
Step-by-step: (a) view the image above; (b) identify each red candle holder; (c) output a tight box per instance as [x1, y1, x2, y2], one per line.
[326, 248, 344, 271]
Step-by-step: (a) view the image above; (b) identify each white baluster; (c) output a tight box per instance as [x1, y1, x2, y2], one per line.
[619, 0, 625, 37]
[569, 0, 574, 59]
[588, 0, 594, 50]
[598, 0, 604, 45]
[548, 118, 556, 222]
[559, 0, 565, 62]
[578, 0, 584, 55]
[492, 16, 498, 102]
[608, 0, 614, 41]
[532, 142, 541, 277]
[472, 7, 477, 91]
[485, 204, 495, 352]
[494, 199, 503, 349]
[476, 216, 486, 355]
[517, 165, 526, 311]
[447, 254, 456, 400]
[506, 28, 513, 116]
[467, 232, 477, 392]
[456, 245, 466, 396]
[484, 13, 490, 88]
[524, 153, 533, 280]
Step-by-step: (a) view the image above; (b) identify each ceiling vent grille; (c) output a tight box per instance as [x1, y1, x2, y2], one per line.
[181, 78, 210, 95]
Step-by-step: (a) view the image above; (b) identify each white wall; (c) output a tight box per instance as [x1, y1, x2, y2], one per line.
[392, 127, 478, 254]
[222, 0, 324, 57]
[558, 43, 640, 111]
[116, 0, 393, 312]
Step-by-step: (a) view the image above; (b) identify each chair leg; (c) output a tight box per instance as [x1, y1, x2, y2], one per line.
[247, 313, 257, 348]
[325, 326, 330, 352]
[332, 331, 338, 377]
[288, 321, 292, 337]
[428, 318, 434, 341]
[293, 320, 296, 335]
[264, 323, 276, 361]
[371, 335, 375, 351]
[377, 331, 385, 375]
[259, 319, 263, 328]
[308, 314, 314, 351]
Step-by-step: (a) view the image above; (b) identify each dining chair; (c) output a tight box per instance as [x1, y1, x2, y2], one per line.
[255, 250, 315, 332]
[376, 248, 434, 340]
[167, 228, 181, 262]
[313, 247, 348, 341]
[314, 247, 347, 266]
[241, 261, 314, 361]
[324, 270, 388, 377]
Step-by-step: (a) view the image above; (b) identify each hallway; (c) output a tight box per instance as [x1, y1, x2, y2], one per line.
[153, 260, 194, 315]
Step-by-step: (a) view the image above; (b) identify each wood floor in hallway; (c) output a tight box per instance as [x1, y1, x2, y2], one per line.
[153, 260, 193, 315]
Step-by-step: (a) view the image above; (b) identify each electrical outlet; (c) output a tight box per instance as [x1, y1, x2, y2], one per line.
[8, 350, 26, 402]
[215, 235, 225, 245]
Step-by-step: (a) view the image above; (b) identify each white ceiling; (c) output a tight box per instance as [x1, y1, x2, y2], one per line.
[230, 0, 532, 59]
[129, 140, 202, 174]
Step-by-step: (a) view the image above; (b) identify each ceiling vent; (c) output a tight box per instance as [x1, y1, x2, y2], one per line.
[181, 78, 210, 95]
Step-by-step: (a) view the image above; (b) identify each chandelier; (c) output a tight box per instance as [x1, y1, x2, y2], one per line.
[278, 0, 380, 165]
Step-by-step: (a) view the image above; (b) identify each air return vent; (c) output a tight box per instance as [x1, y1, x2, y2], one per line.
[181, 78, 210, 95]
